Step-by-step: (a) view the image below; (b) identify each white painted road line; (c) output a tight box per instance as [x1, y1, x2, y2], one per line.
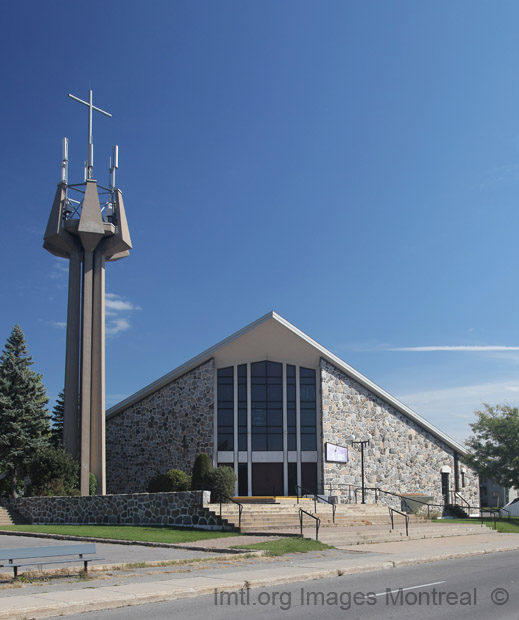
[374, 581, 446, 597]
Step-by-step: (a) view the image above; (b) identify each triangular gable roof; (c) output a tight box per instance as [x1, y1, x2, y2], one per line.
[106, 311, 467, 456]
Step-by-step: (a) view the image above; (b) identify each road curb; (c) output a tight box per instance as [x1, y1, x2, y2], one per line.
[2, 544, 519, 620]
[0, 528, 255, 553]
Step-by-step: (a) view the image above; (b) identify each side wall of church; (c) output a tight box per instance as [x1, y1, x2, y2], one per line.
[106, 359, 215, 494]
[320, 359, 479, 510]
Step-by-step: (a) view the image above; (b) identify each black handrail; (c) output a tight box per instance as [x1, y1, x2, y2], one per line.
[321, 483, 356, 503]
[453, 491, 471, 511]
[299, 508, 320, 541]
[198, 484, 244, 530]
[295, 485, 336, 523]
[389, 507, 409, 536]
[501, 508, 511, 519]
[219, 495, 244, 530]
[295, 485, 317, 512]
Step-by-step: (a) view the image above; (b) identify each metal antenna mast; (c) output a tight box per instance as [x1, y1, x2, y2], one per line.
[68, 90, 112, 179]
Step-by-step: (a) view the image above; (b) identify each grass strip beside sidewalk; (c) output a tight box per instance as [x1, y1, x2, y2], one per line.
[0, 524, 241, 544]
[433, 517, 519, 534]
[232, 537, 334, 556]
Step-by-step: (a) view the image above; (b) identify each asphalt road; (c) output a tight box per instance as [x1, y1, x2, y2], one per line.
[0, 533, 222, 564]
[49, 549, 518, 620]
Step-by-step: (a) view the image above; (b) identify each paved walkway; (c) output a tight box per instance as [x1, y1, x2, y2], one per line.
[1, 531, 519, 619]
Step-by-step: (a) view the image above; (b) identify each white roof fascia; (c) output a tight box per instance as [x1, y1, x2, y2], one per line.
[106, 310, 467, 457]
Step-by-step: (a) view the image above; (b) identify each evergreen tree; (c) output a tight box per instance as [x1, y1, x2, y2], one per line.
[191, 453, 212, 490]
[50, 390, 65, 447]
[0, 325, 50, 497]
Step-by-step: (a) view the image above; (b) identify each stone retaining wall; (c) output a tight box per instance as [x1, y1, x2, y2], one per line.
[5, 491, 234, 530]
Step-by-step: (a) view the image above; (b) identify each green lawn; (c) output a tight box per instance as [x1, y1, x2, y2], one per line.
[232, 537, 334, 556]
[0, 524, 241, 544]
[434, 517, 519, 534]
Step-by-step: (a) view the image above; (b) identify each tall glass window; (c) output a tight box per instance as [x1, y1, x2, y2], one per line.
[286, 365, 297, 450]
[217, 362, 318, 454]
[238, 364, 247, 450]
[300, 367, 316, 450]
[217, 367, 234, 451]
[251, 361, 283, 451]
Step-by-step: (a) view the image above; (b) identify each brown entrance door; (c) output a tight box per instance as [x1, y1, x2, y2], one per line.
[301, 462, 318, 495]
[252, 463, 283, 495]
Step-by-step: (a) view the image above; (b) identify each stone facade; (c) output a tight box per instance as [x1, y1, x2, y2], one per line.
[6, 491, 233, 530]
[320, 359, 479, 510]
[106, 359, 214, 494]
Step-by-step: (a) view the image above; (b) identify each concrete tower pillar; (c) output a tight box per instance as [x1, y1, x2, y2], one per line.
[43, 91, 132, 496]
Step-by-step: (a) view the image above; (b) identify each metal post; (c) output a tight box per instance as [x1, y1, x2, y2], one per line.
[360, 442, 365, 504]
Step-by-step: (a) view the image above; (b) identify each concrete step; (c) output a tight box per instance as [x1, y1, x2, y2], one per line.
[317, 524, 496, 546]
[0, 505, 28, 525]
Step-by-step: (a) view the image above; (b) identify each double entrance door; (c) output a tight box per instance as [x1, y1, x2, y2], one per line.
[249, 462, 318, 496]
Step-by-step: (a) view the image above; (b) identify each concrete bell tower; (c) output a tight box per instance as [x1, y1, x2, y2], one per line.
[43, 90, 132, 495]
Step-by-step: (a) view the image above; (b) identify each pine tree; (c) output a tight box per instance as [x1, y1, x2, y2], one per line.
[50, 390, 65, 447]
[0, 325, 50, 497]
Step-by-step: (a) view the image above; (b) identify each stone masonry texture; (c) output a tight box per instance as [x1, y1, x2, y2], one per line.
[106, 359, 214, 494]
[320, 359, 479, 510]
[6, 491, 234, 529]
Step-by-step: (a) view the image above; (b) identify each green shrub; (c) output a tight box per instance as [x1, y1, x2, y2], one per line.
[148, 469, 190, 493]
[26, 445, 79, 496]
[89, 473, 97, 495]
[165, 469, 190, 491]
[191, 453, 212, 490]
[206, 466, 236, 503]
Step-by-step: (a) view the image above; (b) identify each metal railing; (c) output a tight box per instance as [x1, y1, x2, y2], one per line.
[295, 485, 336, 523]
[299, 508, 320, 541]
[453, 492, 471, 512]
[389, 507, 409, 536]
[198, 485, 244, 530]
[218, 495, 244, 530]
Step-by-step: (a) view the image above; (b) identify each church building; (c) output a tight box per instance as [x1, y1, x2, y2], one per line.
[106, 312, 479, 507]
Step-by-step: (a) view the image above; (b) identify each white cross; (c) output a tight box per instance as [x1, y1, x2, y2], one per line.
[68, 90, 112, 179]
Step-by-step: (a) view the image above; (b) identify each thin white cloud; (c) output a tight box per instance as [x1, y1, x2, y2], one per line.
[48, 260, 68, 281]
[106, 318, 131, 336]
[388, 346, 519, 352]
[396, 380, 519, 443]
[105, 293, 141, 314]
[105, 293, 140, 337]
[51, 321, 67, 329]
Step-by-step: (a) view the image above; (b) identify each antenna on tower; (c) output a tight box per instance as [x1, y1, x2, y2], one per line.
[61, 138, 69, 184]
[109, 145, 119, 191]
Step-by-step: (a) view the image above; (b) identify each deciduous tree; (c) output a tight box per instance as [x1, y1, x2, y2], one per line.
[465, 403, 519, 489]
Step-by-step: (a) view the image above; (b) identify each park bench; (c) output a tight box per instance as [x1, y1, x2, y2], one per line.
[0, 543, 103, 578]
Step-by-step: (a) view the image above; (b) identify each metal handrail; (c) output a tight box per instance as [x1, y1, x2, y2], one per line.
[295, 485, 336, 523]
[295, 485, 317, 512]
[198, 484, 244, 530]
[321, 483, 355, 503]
[501, 508, 511, 519]
[299, 508, 320, 541]
[453, 492, 471, 510]
[219, 495, 244, 530]
[389, 507, 409, 536]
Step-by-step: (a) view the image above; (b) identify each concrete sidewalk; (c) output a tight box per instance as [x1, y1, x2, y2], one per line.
[1, 532, 519, 619]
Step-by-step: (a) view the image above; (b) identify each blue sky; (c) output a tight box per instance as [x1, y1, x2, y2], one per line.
[2, 0, 519, 444]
